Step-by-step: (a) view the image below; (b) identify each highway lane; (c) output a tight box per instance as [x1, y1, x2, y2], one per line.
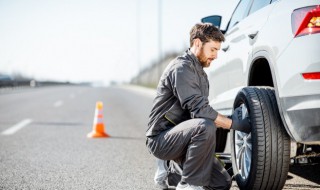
[0, 85, 319, 189]
[0, 85, 157, 189]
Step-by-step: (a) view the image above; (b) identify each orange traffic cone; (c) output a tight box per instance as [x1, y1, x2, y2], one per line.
[87, 101, 110, 138]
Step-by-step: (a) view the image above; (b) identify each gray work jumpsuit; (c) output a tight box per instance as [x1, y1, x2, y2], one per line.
[146, 49, 231, 189]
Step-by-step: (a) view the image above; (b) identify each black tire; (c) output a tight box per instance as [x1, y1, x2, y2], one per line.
[215, 128, 228, 152]
[231, 87, 290, 190]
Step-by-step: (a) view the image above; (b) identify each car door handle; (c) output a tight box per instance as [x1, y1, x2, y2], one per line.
[222, 45, 229, 52]
[248, 31, 259, 39]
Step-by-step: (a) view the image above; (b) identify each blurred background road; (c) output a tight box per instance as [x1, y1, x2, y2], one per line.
[0, 85, 156, 189]
[0, 85, 319, 189]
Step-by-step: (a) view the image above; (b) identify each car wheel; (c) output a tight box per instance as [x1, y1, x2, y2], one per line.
[231, 87, 291, 190]
[215, 128, 228, 152]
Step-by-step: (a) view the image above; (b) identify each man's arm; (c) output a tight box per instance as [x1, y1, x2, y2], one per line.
[214, 113, 232, 130]
[215, 107, 251, 133]
[172, 62, 218, 121]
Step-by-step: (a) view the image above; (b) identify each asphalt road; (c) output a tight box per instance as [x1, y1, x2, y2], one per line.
[0, 85, 319, 190]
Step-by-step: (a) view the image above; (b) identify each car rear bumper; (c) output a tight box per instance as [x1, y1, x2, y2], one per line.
[280, 94, 320, 143]
[275, 34, 320, 143]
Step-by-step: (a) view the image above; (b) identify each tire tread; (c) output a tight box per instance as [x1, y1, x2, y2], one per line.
[231, 87, 290, 190]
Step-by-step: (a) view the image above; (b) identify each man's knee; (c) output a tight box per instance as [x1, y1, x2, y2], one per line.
[196, 118, 216, 139]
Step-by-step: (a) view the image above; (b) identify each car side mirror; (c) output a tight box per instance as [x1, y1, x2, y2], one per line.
[201, 15, 226, 34]
[201, 15, 222, 28]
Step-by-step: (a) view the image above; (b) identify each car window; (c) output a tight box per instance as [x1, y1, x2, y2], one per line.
[228, 0, 252, 30]
[248, 0, 272, 15]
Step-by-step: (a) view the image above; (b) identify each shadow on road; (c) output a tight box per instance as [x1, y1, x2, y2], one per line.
[288, 163, 320, 188]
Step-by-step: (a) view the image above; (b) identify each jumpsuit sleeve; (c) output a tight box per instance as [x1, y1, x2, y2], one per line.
[171, 62, 218, 121]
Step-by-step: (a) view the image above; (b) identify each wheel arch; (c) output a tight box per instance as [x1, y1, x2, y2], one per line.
[248, 54, 274, 88]
[247, 51, 294, 140]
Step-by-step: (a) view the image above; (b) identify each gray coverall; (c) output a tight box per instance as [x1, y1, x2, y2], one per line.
[146, 49, 231, 189]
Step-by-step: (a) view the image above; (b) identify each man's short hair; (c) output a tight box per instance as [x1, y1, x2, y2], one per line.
[189, 23, 225, 47]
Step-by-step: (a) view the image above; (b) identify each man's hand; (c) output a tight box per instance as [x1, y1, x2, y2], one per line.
[230, 107, 251, 133]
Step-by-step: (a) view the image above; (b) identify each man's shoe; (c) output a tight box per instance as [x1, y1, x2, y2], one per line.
[155, 180, 168, 189]
[176, 182, 204, 190]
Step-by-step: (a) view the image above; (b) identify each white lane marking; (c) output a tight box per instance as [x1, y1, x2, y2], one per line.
[54, 100, 63, 107]
[1, 119, 33, 135]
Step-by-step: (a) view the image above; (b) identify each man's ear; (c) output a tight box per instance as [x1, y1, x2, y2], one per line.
[194, 38, 202, 48]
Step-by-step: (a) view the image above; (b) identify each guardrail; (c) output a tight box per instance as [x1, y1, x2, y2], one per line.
[0, 80, 75, 89]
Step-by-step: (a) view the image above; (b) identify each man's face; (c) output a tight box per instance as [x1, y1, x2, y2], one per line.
[196, 40, 221, 68]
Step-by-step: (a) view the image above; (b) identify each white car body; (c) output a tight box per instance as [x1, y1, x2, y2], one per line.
[207, 0, 320, 143]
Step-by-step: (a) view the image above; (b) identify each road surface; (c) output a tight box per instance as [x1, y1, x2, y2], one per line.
[0, 85, 319, 189]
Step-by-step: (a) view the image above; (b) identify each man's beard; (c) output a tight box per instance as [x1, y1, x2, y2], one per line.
[197, 47, 211, 67]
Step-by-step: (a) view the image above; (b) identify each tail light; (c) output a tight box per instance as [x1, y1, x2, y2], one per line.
[292, 5, 320, 37]
[302, 72, 320, 80]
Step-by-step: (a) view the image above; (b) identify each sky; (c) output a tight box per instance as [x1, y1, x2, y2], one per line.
[0, 0, 239, 85]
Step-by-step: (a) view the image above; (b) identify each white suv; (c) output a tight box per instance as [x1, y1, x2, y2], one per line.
[202, 0, 320, 189]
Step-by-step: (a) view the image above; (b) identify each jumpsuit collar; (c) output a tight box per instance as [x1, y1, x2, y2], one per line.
[186, 49, 204, 73]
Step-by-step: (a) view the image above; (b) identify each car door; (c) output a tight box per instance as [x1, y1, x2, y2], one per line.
[221, 0, 276, 110]
[208, 0, 253, 114]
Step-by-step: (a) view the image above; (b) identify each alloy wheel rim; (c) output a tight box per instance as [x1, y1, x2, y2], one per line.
[234, 104, 252, 179]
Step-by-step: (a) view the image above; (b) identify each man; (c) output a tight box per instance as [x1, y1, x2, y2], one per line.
[146, 23, 250, 190]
